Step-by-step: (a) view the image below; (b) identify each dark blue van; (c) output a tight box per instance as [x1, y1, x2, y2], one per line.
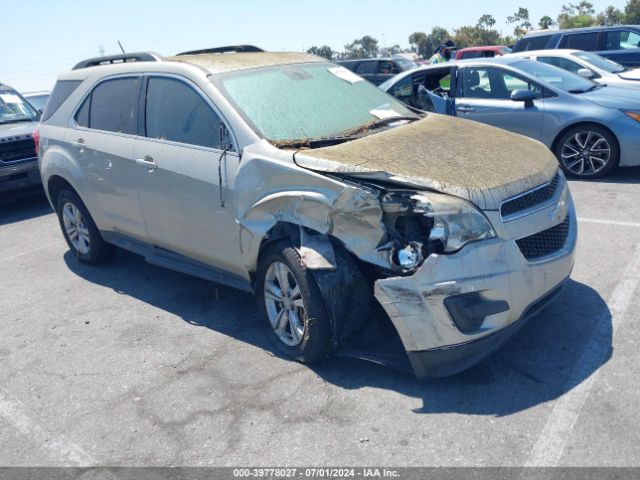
[512, 25, 640, 67]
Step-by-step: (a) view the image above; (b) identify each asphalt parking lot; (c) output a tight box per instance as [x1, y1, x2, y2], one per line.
[1, 170, 640, 468]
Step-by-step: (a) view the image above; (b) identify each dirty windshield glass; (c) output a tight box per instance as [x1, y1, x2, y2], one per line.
[0, 90, 39, 124]
[216, 63, 414, 143]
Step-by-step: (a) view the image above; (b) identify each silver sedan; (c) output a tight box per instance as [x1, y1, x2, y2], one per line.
[380, 57, 640, 178]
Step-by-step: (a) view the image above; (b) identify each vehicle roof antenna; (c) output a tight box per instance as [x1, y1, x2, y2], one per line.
[117, 41, 126, 54]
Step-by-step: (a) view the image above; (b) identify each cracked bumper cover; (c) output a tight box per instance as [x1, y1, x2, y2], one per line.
[373, 201, 577, 379]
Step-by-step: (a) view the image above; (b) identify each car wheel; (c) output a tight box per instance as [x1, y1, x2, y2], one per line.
[56, 189, 115, 264]
[256, 241, 332, 363]
[555, 125, 619, 179]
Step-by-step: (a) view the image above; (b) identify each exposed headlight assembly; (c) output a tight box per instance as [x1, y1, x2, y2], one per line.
[412, 193, 496, 253]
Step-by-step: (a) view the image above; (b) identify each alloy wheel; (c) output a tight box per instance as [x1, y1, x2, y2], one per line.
[263, 261, 306, 347]
[560, 131, 611, 176]
[62, 202, 91, 255]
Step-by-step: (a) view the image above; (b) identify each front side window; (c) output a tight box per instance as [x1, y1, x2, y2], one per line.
[145, 77, 222, 149]
[606, 30, 640, 50]
[461, 68, 541, 99]
[538, 56, 583, 74]
[75, 77, 138, 134]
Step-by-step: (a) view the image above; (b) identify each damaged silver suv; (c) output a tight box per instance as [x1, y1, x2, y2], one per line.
[38, 46, 577, 379]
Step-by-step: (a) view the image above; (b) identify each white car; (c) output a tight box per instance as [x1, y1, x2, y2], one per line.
[506, 49, 640, 90]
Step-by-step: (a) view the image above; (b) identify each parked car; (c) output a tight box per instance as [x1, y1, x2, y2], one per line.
[38, 47, 576, 379]
[338, 57, 416, 85]
[512, 26, 640, 67]
[455, 46, 511, 60]
[380, 57, 640, 178]
[23, 91, 51, 112]
[506, 49, 640, 89]
[0, 82, 41, 193]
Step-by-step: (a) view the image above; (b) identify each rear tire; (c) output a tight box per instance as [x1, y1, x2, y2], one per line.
[255, 241, 332, 363]
[554, 125, 619, 179]
[56, 189, 115, 264]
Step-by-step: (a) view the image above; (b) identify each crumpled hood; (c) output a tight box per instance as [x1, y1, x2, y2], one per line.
[582, 85, 640, 109]
[618, 68, 640, 81]
[294, 114, 558, 210]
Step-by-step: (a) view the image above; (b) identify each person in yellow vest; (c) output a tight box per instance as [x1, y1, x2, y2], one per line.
[428, 40, 455, 64]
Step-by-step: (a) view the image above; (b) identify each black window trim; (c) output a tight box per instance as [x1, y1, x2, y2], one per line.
[70, 74, 142, 138]
[139, 73, 238, 153]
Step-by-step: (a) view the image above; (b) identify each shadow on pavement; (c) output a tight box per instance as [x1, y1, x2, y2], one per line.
[567, 165, 640, 185]
[64, 249, 611, 417]
[0, 188, 52, 226]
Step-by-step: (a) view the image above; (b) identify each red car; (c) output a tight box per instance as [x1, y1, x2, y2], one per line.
[455, 46, 511, 60]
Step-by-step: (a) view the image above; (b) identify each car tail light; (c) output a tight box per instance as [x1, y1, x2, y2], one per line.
[33, 129, 40, 155]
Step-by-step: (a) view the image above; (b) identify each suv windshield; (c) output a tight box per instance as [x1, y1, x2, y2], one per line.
[215, 62, 414, 144]
[571, 51, 625, 73]
[512, 59, 599, 93]
[0, 89, 39, 124]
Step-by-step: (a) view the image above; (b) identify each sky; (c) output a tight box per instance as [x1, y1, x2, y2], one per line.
[1, 0, 628, 93]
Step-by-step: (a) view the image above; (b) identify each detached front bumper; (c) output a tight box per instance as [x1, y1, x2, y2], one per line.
[374, 188, 577, 379]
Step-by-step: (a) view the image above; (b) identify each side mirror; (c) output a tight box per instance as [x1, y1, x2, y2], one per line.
[577, 68, 595, 79]
[511, 89, 536, 108]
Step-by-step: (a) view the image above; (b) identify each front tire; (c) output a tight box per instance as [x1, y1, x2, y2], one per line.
[56, 189, 114, 264]
[555, 125, 619, 179]
[256, 241, 332, 363]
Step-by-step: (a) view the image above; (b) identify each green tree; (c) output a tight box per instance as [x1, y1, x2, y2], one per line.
[596, 5, 625, 24]
[507, 7, 533, 37]
[409, 27, 450, 59]
[557, 2, 598, 28]
[477, 14, 497, 29]
[306, 45, 334, 60]
[453, 15, 503, 48]
[409, 31, 429, 58]
[625, 0, 640, 23]
[344, 35, 379, 59]
[538, 15, 555, 29]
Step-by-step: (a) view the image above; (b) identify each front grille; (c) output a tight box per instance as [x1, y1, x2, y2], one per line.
[501, 173, 560, 219]
[0, 138, 37, 164]
[516, 216, 571, 261]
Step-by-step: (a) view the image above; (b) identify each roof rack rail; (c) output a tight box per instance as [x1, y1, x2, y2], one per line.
[176, 45, 264, 56]
[72, 52, 163, 70]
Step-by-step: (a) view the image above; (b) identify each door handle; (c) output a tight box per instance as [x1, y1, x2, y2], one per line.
[456, 106, 475, 113]
[135, 156, 157, 171]
[72, 138, 85, 148]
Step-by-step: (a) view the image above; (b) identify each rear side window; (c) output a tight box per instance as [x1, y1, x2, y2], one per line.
[75, 77, 139, 134]
[41, 80, 81, 122]
[460, 51, 483, 60]
[560, 33, 599, 51]
[144, 77, 222, 149]
[513, 35, 552, 52]
[356, 61, 377, 75]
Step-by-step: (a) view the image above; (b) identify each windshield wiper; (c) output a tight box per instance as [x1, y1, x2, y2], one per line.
[364, 115, 420, 130]
[0, 118, 36, 124]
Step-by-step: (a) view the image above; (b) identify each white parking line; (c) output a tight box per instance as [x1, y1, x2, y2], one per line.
[577, 217, 640, 228]
[524, 240, 640, 467]
[0, 389, 95, 466]
[0, 243, 60, 263]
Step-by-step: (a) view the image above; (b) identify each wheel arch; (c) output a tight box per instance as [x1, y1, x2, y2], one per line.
[256, 221, 373, 349]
